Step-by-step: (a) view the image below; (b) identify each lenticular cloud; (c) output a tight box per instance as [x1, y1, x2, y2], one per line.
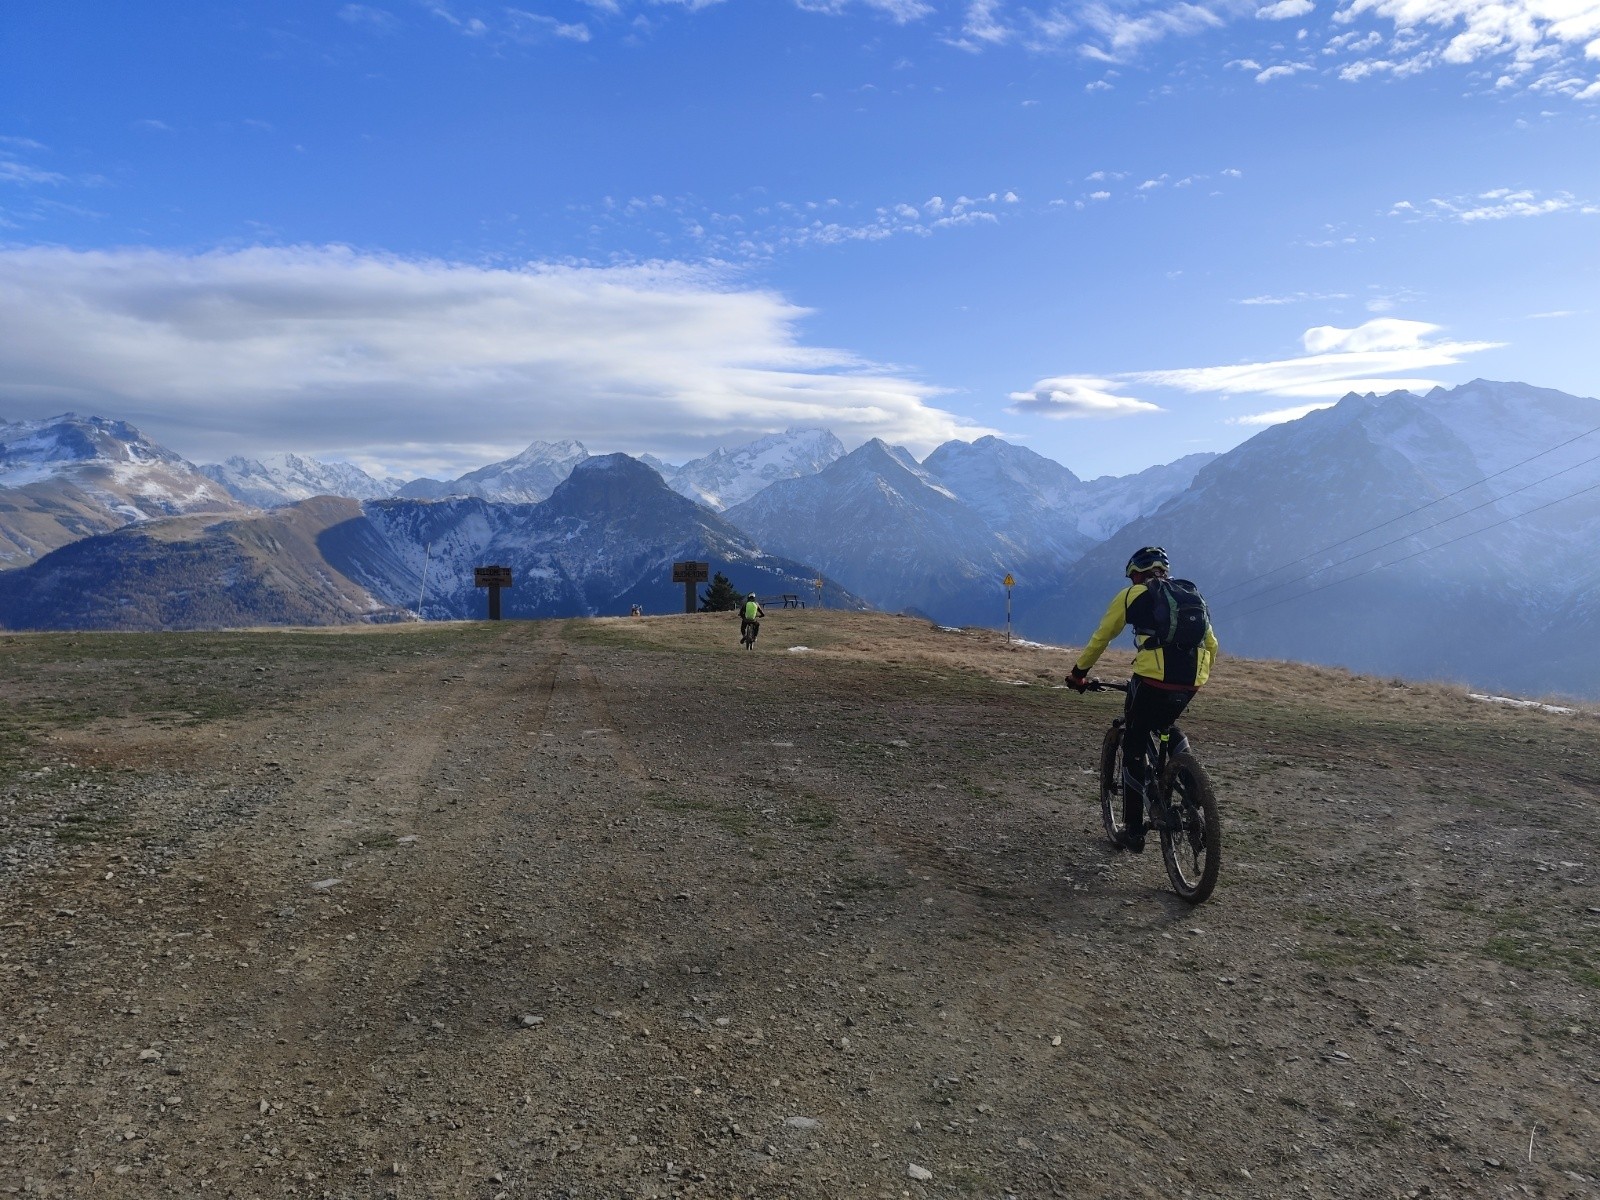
[0, 245, 987, 474]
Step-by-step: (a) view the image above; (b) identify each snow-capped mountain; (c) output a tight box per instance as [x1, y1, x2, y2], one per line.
[1021, 380, 1600, 698]
[395, 439, 590, 503]
[1071, 454, 1220, 542]
[919, 436, 1213, 564]
[667, 428, 846, 511]
[724, 438, 1033, 626]
[0, 454, 867, 629]
[638, 453, 680, 481]
[200, 452, 401, 508]
[920, 437, 1214, 555]
[0, 414, 243, 568]
[323, 453, 868, 620]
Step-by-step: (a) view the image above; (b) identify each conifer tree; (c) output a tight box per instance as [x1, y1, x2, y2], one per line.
[700, 571, 741, 612]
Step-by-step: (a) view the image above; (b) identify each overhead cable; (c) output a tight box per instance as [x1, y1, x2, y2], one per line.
[1208, 418, 1600, 601]
[1229, 477, 1600, 620]
[1212, 447, 1600, 614]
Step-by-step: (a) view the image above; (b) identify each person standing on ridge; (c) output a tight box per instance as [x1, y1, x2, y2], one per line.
[1066, 547, 1218, 852]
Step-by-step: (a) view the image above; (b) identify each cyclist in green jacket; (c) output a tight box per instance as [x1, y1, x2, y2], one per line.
[1066, 546, 1218, 852]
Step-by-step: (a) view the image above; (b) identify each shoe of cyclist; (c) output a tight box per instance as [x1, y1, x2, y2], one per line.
[1118, 824, 1146, 854]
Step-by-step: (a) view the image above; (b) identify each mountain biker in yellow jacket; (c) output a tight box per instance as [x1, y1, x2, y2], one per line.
[1066, 546, 1218, 853]
[740, 593, 764, 644]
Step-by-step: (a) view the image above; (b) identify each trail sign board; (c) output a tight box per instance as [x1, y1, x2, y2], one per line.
[1003, 574, 1015, 588]
[672, 560, 710, 613]
[474, 565, 513, 620]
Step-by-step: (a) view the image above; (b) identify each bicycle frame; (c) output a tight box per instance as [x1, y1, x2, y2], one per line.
[1084, 676, 1221, 903]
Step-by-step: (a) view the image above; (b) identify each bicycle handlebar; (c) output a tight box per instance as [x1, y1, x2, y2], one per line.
[1086, 679, 1129, 693]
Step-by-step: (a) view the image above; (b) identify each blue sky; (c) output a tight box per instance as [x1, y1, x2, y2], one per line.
[2, 0, 1597, 480]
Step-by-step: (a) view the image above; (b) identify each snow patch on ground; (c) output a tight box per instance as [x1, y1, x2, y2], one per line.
[787, 646, 811, 653]
[1010, 637, 1068, 650]
[1468, 693, 1575, 715]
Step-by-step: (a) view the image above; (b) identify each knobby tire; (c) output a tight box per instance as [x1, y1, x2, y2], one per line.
[1159, 752, 1221, 904]
[1098, 722, 1125, 848]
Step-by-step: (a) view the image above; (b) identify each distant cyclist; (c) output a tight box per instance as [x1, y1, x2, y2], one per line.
[740, 592, 765, 646]
[1067, 547, 1218, 852]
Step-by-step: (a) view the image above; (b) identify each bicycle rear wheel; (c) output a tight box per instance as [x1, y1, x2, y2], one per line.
[1098, 722, 1125, 848]
[1159, 752, 1221, 904]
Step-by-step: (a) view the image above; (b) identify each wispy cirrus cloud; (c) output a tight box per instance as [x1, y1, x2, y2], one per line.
[1011, 319, 1503, 428]
[578, 187, 1027, 259]
[795, 0, 935, 21]
[1132, 318, 1502, 400]
[0, 246, 994, 476]
[349, 0, 1599, 102]
[1236, 290, 1353, 305]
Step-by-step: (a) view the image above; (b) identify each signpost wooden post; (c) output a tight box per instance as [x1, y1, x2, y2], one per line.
[474, 565, 513, 620]
[671, 560, 709, 614]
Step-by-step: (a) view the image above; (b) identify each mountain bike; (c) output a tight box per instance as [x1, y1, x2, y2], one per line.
[740, 619, 759, 650]
[1088, 679, 1221, 904]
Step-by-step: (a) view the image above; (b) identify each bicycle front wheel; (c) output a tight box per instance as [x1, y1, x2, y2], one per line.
[1098, 722, 1125, 848]
[1159, 752, 1221, 904]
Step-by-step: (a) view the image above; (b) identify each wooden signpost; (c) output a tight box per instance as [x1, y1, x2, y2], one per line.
[474, 565, 513, 620]
[671, 560, 709, 614]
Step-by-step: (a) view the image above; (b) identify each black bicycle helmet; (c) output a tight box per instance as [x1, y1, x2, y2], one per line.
[1124, 546, 1169, 578]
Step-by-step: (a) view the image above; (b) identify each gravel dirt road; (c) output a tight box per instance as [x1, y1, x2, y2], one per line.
[1, 612, 1597, 1198]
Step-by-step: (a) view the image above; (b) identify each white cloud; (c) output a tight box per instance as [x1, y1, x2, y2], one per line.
[1256, 60, 1313, 80]
[963, 0, 1012, 43]
[1227, 401, 1337, 424]
[0, 159, 66, 186]
[339, 4, 399, 31]
[1076, 1, 1226, 63]
[1006, 376, 1163, 418]
[1391, 187, 1597, 221]
[1128, 318, 1502, 400]
[793, 0, 934, 20]
[1329, 0, 1600, 93]
[1236, 290, 1352, 304]
[0, 246, 993, 474]
[1258, 0, 1314, 17]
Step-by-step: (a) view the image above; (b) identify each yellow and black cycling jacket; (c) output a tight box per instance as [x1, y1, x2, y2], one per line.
[1072, 582, 1218, 689]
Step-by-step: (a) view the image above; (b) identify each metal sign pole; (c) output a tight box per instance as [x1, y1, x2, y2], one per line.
[416, 541, 431, 619]
[1003, 573, 1015, 643]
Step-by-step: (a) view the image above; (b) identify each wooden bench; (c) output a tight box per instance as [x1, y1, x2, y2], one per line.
[781, 594, 803, 608]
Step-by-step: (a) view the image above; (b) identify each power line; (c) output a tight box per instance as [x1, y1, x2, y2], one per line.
[1229, 476, 1600, 620]
[1208, 418, 1600, 601]
[1213, 447, 1600, 614]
